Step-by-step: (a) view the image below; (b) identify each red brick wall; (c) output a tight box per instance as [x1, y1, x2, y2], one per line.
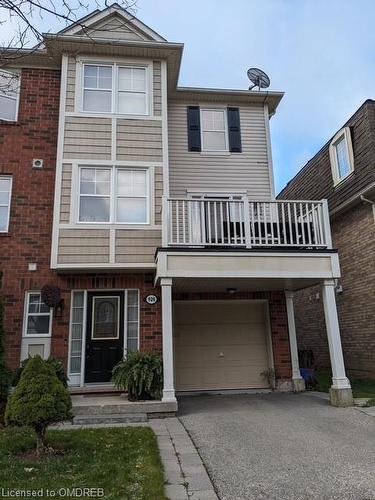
[292, 202, 375, 378]
[173, 290, 292, 381]
[0, 68, 61, 369]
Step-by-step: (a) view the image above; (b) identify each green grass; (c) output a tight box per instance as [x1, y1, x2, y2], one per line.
[316, 370, 375, 399]
[0, 426, 166, 500]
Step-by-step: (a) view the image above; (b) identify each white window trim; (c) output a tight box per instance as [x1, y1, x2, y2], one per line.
[77, 165, 151, 225]
[124, 289, 140, 353]
[0, 175, 12, 233]
[91, 295, 120, 341]
[0, 69, 21, 122]
[329, 127, 354, 186]
[80, 60, 151, 117]
[200, 107, 229, 153]
[23, 291, 53, 338]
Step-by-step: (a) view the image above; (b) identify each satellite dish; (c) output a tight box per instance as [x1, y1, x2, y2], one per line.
[247, 68, 270, 91]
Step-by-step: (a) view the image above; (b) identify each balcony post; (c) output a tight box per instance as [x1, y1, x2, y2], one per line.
[243, 197, 252, 248]
[161, 278, 176, 403]
[162, 196, 169, 247]
[285, 291, 305, 392]
[321, 279, 353, 406]
[321, 199, 332, 248]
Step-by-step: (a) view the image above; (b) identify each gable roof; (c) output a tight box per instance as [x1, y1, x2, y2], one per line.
[57, 3, 166, 42]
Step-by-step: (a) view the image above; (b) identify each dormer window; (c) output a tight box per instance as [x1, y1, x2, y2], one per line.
[82, 62, 149, 116]
[329, 127, 354, 185]
[0, 70, 20, 122]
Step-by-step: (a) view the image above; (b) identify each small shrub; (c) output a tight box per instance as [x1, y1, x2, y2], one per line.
[260, 368, 276, 388]
[112, 351, 163, 401]
[12, 356, 68, 387]
[5, 356, 73, 455]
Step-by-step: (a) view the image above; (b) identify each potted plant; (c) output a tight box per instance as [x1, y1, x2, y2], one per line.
[112, 351, 163, 401]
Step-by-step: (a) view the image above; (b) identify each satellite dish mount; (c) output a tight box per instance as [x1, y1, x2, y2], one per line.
[247, 68, 270, 91]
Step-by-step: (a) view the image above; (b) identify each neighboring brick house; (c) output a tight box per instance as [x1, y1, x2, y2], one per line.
[278, 100, 375, 378]
[0, 4, 354, 409]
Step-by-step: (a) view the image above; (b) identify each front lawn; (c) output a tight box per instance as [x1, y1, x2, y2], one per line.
[0, 426, 166, 500]
[316, 370, 375, 399]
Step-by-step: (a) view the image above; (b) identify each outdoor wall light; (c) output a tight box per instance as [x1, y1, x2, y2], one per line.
[226, 288, 237, 294]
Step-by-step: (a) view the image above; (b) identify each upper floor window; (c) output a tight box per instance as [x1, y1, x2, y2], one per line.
[82, 63, 148, 115]
[78, 166, 149, 224]
[0, 70, 20, 122]
[24, 292, 52, 337]
[0, 176, 12, 232]
[201, 109, 228, 152]
[187, 106, 242, 153]
[329, 127, 354, 185]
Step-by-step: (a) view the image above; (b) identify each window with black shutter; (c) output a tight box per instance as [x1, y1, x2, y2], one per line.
[227, 107, 242, 153]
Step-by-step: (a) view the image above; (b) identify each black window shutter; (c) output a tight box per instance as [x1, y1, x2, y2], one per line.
[227, 107, 242, 153]
[187, 106, 201, 152]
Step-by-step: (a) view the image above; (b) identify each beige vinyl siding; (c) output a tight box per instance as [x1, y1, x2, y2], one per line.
[117, 119, 162, 161]
[154, 166, 163, 225]
[66, 57, 76, 112]
[60, 164, 72, 223]
[153, 61, 162, 116]
[63, 116, 112, 160]
[115, 229, 161, 263]
[168, 101, 272, 199]
[57, 229, 110, 264]
[80, 16, 153, 41]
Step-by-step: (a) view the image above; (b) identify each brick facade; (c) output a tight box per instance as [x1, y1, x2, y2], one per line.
[173, 291, 292, 381]
[279, 100, 375, 379]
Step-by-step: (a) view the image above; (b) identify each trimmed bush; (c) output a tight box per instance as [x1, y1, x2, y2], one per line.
[12, 356, 68, 388]
[112, 351, 163, 401]
[5, 356, 73, 454]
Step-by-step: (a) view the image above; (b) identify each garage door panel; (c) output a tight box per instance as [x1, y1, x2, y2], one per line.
[174, 301, 271, 391]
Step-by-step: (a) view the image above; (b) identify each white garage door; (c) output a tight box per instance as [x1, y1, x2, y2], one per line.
[174, 300, 271, 391]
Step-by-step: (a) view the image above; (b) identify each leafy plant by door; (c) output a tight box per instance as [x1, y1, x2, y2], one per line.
[112, 351, 163, 401]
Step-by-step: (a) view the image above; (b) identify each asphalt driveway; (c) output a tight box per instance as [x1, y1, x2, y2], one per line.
[178, 393, 375, 500]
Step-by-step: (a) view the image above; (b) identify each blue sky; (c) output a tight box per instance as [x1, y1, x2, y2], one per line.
[1, 0, 374, 192]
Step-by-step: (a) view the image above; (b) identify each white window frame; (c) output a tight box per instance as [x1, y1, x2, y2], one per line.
[125, 289, 140, 353]
[200, 108, 229, 153]
[82, 63, 113, 114]
[77, 165, 150, 225]
[0, 175, 12, 233]
[81, 62, 150, 116]
[0, 69, 20, 122]
[23, 291, 53, 338]
[329, 127, 354, 186]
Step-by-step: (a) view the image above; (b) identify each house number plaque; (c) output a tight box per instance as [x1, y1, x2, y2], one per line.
[145, 294, 158, 305]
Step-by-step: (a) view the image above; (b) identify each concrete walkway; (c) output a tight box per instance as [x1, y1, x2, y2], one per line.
[178, 393, 375, 500]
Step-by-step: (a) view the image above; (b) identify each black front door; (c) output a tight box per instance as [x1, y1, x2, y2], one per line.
[85, 291, 124, 383]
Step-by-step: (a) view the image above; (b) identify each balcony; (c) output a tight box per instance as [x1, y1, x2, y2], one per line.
[162, 197, 332, 250]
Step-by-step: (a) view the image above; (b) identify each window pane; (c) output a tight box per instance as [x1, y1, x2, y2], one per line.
[98, 66, 112, 89]
[92, 297, 119, 339]
[132, 68, 146, 92]
[27, 315, 50, 335]
[83, 89, 111, 112]
[127, 338, 138, 352]
[81, 168, 95, 182]
[0, 207, 8, 231]
[127, 290, 138, 306]
[117, 198, 147, 223]
[118, 92, 146, 115]
[202, 110, 214, 129]
[0, 190, 10, 205]
[80, 181, 95, 195]
[79, 197, 110, 222]
[127, 306, 138, 321]
[202, 131, 226, 151]
[213, 111, 225, 130]
[335, 138, 350, 178]
[0, 70, 19, 96]
[70, 357, 81, 374]
[118, 67, 132, 91]
[117, 170, 146, 196]
[0, 178, 11, 192]
[0, 95, 17, 121]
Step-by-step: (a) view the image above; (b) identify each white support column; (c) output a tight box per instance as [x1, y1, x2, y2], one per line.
[321, 279, 353, 406]
[285, 291, 305, 392]
[161, 278, 176, 403]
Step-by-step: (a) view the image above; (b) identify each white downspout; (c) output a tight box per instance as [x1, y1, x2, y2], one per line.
[361, 195, 375, 224]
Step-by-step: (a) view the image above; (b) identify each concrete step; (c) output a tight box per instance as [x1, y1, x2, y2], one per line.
[73, 413, 148, 425]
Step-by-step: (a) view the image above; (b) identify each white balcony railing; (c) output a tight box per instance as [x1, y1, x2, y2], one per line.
[162, 197, 332, 249]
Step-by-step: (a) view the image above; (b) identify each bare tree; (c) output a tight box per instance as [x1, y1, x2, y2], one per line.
[0, 1, 137, 61]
